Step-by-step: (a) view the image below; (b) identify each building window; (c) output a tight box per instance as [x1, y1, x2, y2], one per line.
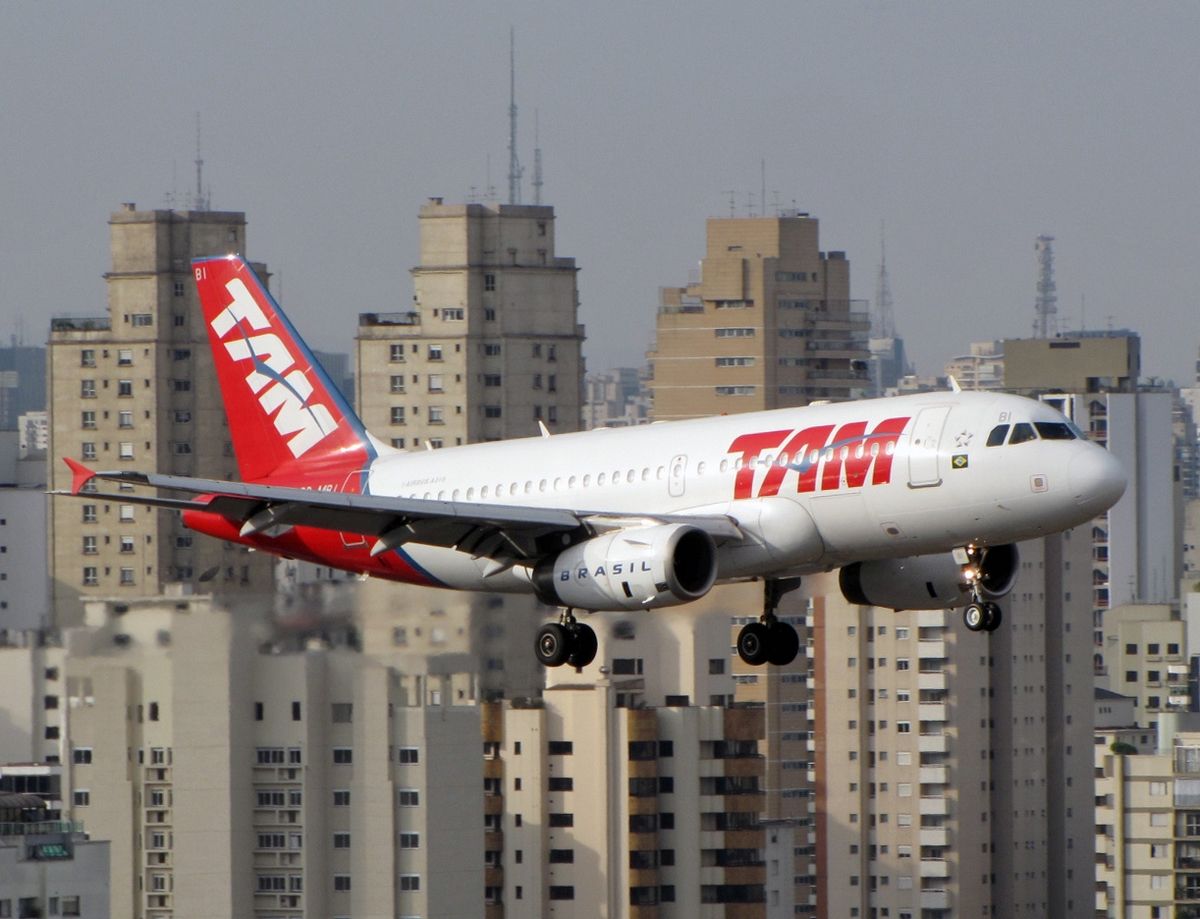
[72, 747, 93, 765]
[80, 379, 96, 398]
[81, 411, 96, 429]
[82, 504, 97, 523]
[549, 886, 575, 900]
[715, 327, 755, 338]
[131, 313, 153, 326]
[72, 789, 89, 806]
[484, 343, 501, 356]
[80, 349, 96, 367]
[118, 349, 133, 366]
[333, 789, 350, 807]
[428, 374, 444, 393]
[443, 308, 464, 320]
[428, 344, 443, 362]
[390, 406, 406, 425]
[398, 788, 420, 807]
[118, 410, 133, 428]
[484, 374, 501, 387]
[119, 536, 134, 554]
[389, 375, 406, 394]
[119, 567, 135, 585]
[484, 307, 496, 321]
[119, 442, 134, 459]
[82, 567, 98, 586]
[81, 442, 96, 459]
[389, 343, 406, 362]
[119, 505, 135, 522]
[82, 535, 97, 555]
[400, 875, 421, 891]
[398, 747, 419, 764]
[333, 832, 350, 849]
[428, 406, 444, 424]
[333, 875, 351, 892]
[399, 832, 419, 848]
[118, 380, 133, 397]
[548, 741, 573, 755]
[332, 747, 352, 765]
[331, 703, 353, 723]
[484, 273, 496, 291]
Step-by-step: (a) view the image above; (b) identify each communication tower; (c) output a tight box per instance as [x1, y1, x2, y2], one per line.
[1034, 235, 1057, 338]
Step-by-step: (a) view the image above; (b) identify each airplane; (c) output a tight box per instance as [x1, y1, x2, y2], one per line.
[58, 255, 1127, 671]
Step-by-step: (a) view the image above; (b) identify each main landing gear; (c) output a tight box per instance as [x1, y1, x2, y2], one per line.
[736, 578, 802, 667]
[535, 609, 598, 670]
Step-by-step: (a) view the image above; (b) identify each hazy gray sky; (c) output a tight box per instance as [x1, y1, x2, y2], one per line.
[2, 2, 1197, 382]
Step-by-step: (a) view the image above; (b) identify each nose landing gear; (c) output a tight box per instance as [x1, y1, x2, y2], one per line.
[963, 600, 1002, 633]
[535, 609, 598, 670]
[736, 578, 802, 667]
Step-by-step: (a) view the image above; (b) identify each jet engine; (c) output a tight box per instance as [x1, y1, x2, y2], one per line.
[532, 524, 718, 611]
[839, 544, 1019, 611]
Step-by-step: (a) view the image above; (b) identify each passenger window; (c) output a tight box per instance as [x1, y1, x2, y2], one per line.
[986, 425, 1009, 447]
[1034, 422, 1075, 440]
[1009, 423, 1037, 445]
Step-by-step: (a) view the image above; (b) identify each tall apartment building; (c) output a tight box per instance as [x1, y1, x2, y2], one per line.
[1096, 605, 1189, 724]
[803, 531, 1095, 919]
[47, 205, 274, 627]
[943, 341, 1005, 392]
[649, 213, 869, 422]
[356, 199, 584, 448]
[1004, 333, 1177, 671]
[1095, 717, 1200, 917]
[60, 592, 484, 919]
[482, 603, 775, 918]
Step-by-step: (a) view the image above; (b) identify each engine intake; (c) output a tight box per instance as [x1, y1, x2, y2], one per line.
[533, 524, 718, 611]
[839, 544, 1019, 611]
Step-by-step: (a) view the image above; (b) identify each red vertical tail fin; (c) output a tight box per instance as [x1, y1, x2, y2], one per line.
[193, 255, 376, 484]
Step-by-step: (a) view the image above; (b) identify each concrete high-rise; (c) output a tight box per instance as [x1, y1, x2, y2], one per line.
[649, 213, 869, 422]
[356, 199, 584, 449]
[47, 205, 274, 626]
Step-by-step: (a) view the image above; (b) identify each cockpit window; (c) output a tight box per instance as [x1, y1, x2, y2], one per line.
[986, 424, 1010, 447]
[1034, 422, 1076, 441]
[1009, 422, 1037, 445]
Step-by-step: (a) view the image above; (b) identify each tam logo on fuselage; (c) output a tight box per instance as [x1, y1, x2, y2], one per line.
[727, 416, 910, 499]
[208, 276, 338, 459]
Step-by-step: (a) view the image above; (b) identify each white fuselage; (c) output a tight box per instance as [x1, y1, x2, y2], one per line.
[358, 390, 1125, 594]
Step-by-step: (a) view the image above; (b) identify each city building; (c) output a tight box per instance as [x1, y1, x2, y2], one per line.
[1096, 604, 1189, 724]
[942, 341, 1004, 391]
[583, 367, 651, 429]
[61, 591, 484, 919]
[356, 199, 584, 449]
[649, 213, 869, 422]
[0, 763, 110, 919]
[1003, 331, 1139, 395]
[0, 344, 46, 432]
[47, 205, 275, 627]
[1095, 716, 1200, 917]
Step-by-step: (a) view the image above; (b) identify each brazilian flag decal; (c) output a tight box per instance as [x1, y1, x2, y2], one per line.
[951, 454, 969, 470]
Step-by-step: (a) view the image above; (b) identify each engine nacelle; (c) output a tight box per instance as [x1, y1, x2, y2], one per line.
[532, 524, 718, 611]
[839, 544, 1019, 611]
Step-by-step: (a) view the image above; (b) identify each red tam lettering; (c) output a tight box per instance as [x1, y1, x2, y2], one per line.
[727, 430, 790, 499]
[830, 416, 911, 490]
[758, 425, 835, 497]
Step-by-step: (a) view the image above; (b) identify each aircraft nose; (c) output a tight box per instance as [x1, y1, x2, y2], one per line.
[1067, 446, 1126, 515]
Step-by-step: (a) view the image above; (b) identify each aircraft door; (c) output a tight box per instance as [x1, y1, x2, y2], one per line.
[668, 455, 687, 498]
[907, 406, 951, 488]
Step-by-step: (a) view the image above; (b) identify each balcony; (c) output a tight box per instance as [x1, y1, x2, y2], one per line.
[919, 734, 948, 754]
[918, 672, 947, 691]
[920, 828, 949, 847]
[919, 767, 949, 786]
[919, 796, 948, 816]
[920, 858, 950, 878]
[920, 889, 950, 910]
[918, 704, 947, 723]
[51, 316, 112, 333]
[359, 311, 420, 327]
[917, 640, 946, 659]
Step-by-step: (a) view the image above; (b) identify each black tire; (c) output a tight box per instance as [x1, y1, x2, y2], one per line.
[766, 620, 800, 666]
[737, 622, 771, 666]
[963, 603, 988, 632]
[983, 602, 1003, 632]
[535, 623, 570, 667]
[566, 624, 598, 669]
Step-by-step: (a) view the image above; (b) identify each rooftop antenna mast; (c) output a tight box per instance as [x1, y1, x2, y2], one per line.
[1034, 234, 1057, 338]
[507, 28, 523, 205]
[874, 222, 895, 338]
[193, 112, 210, 211]
[532, 109, 544, 205]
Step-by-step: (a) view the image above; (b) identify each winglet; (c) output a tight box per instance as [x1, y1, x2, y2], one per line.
[63, 457, 95, 495]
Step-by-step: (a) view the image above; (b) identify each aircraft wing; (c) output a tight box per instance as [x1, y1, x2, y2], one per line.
[58, 459, 743, 561]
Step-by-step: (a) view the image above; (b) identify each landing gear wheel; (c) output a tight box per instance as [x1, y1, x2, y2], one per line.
[737, 622, 771, 666]
[535, 623, 571, 667]
[766, 620, 800, 666]
[963, 603, 988, 632]
[983, 602, 1003, 632]
[566, 624, 598, 669]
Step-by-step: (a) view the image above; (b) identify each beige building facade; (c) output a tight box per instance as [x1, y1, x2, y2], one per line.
[47, 206, 274, 627]
[649, 214, 868, 422]
[60, 592, 484, 919]
[356, 199, 584, 449]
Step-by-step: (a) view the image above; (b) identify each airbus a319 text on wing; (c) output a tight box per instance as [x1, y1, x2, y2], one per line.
[57, 255, 1127, 670]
